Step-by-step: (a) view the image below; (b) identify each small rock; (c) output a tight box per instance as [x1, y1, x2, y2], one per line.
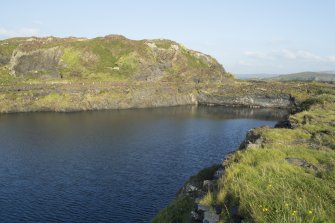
[203, 209, 220, 223]
[185, 184, 199, 193]
[191, 211, 201, 221]
[286, 157, 318, 171]
[275, 120, 292, 128]
[198, 204, 210, 212]
[286, 157, 306, 166]
[213, 168, 224, 179]
[203, 180, 216, 191]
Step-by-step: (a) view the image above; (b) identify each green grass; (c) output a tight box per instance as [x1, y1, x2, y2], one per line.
[261, 128, 311, 144]
[180, 47, 208, 69]
[217, 145, 335, 223]
[152, 195, 194, 223]
[201, 96, 335, 223]
[33, 92, 73, 110]
[0, 36, 229, 84]
[152, 39, 174, 49]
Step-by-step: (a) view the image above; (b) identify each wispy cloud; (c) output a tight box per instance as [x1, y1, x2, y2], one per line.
[244, 51, 272, 60]
[0, 27, 38, 38]
[244, 49, 335, 63]
[327, 56, 335, 62]
[237, 60, 253, 66]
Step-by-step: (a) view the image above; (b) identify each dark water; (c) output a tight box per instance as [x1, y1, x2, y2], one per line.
[0, 106, 287, 223]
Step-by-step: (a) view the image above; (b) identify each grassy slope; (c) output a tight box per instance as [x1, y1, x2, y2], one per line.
[0, 35, 230, 112]
[264, 72, 335, 82]
[0, 36, 226, 84]
[206, 94, 335, 222]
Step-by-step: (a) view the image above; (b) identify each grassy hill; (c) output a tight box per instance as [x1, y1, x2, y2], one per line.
[264, 71, 335, 82]
[0, 35, 229, 84]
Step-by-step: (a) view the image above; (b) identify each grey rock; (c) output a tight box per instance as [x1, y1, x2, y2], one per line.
[9, 47, 62, 78]
[191, 211, 201, 221]
[185, 183, 199, 193]
[203, 209, 220, 223]
[239, 127, 267, 150]
[286, 157, 318, 171]
[275, 120, 292, 128]
[197, 93, 293, 108]
[203, 180, 216, 191]
[213, 168, 224, 179]
[198, 204, 210, 212]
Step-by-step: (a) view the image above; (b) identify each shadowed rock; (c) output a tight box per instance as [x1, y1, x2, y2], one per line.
[9, 47, 62, 78]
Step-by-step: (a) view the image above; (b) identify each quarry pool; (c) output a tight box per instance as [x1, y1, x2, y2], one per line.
[0, 106, 287, 222]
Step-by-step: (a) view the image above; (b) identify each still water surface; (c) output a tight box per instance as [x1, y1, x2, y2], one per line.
[0, 106, 287, 222]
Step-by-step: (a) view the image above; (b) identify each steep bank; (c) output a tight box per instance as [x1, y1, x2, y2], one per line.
[2, 75, 334, 113]
[0, 81, 198, 112]
[0, 80, 303, 113]
[153, 91, 335, 222]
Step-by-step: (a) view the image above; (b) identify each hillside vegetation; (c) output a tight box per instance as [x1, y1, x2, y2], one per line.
[264, 71, 335, 82]
[0, 35, 237, 113]
[216, 96, 335, 222]
[0, 35, 228, 84]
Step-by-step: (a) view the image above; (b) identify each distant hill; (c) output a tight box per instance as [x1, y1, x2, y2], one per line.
[263, 71, 335, 82]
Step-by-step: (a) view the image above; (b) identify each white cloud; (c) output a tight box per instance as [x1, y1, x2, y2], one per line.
[327, 56, 335, 62]
[233, 48, 335, 74]
[237, 60, 254, 66]
[244, 49, 335, 63]
[275, 49, 325, 61]
[243, 51, 273, 60]
[0, 27, 38, 38]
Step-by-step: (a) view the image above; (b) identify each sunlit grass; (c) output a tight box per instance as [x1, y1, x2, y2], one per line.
[205, 97, 335, 222]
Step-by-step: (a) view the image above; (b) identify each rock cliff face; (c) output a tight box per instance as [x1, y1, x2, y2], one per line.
[9, 47, 62, 78]
[197, 92, 294, 108]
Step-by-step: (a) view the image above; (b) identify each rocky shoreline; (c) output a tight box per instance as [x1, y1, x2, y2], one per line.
[197, 92, 294, 108]
[0, 81, 296, 113]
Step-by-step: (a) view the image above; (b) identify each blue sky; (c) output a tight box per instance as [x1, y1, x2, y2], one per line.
[1, 0, 334, 76]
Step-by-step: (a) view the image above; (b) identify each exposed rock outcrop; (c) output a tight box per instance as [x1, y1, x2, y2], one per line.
[198, 92, 294, 108]
[152, 164, 226, 223]
[285, 157, 318, 171]
[0, 54, 10, 65]
[9, 47, 62, 78]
